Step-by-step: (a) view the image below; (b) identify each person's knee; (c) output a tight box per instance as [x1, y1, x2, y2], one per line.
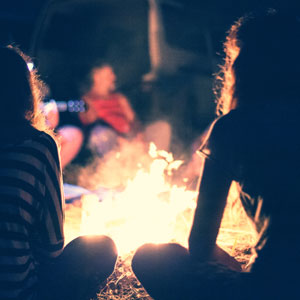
[58, 126, 84, 168]
[50, 236, 118, 300]
[65, 235, 118, 274]
[59, 126, 83, 142]
[132, 243, 190, 300]
[78, 235, 117, 258]
[132, 243, 188, 275]
[132, 243, 159, 284]
[88, 235, 118, 275]
[73, 127, 84, 145]
[88, 125, 118, 155]
[67, 127, 84, 151]
[92, 235, 118, 261]
[132, 243, 156, 272]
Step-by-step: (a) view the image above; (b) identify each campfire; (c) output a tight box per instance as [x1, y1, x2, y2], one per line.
[64, 139, 257, 299]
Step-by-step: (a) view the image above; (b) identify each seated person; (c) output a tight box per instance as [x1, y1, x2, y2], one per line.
[132, 10, 300, 300]
[0, 45, 118, 300]
[48, 63, 172, 169]
[44, 64, 172, 168]
[79, 63, 172, 154]
[79, 64, 139, 156]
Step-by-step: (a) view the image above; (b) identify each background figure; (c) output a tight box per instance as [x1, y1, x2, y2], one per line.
[0, 46, 117, 300]
[132, 10, 300, 300]
[80, 63, 172, 154]
[54, 62, 172, 173]
[79, 64, 138, 156]
[30, 0, 223, 161]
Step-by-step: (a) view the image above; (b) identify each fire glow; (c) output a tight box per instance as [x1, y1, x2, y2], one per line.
[65, 142, 256, 260]
[79, 143, 196, 255]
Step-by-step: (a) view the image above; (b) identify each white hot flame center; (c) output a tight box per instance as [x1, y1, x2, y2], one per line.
[79, 143, 197, 255]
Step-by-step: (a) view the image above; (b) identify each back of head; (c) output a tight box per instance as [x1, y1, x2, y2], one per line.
[216, 10, 300, 114]
[0, 46, 33, 124]
[0, 46, 50, 144]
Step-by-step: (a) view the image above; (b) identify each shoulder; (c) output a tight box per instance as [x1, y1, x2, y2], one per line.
[211, 110, 241, 133]
[0, 129, 61, 181]
[199, 110, 244, 160]
[33, 130, 58, 148]
[24, 130, 58, 153]
[204, 110, 242, 147]
[20, 130, 60, 168]
[198, 111, 244, 178]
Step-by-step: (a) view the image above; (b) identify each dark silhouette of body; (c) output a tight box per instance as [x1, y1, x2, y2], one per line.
[132, 11, 300, 300]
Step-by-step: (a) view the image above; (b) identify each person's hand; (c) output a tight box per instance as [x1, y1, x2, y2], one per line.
[212, 244, 242, 272]
[78, 97, 98, 125]
[190, 244, 242, 272]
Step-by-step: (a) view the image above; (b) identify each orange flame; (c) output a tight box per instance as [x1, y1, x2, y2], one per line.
[65, 142, 256, 261]
[79, 143, 197, 255]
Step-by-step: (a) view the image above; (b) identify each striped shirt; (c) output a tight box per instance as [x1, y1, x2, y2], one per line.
[0, 128, 64, 300]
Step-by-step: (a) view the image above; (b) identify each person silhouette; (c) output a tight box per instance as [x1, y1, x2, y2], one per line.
[132, 10, 300, 300]
[0, 46, 117, 300]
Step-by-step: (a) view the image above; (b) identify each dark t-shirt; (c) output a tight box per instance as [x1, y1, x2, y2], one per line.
[199, 106, 300, 284]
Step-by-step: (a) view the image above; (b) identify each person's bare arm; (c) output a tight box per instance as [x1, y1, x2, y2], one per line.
[78, 97, 98, 125]
[117, 94, 135, 122]
[188, 158, 242, 271]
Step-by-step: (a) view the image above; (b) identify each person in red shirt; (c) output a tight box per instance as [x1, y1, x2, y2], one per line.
[49, 63, 172, 167]
[78, 64, 140, 156]
[45, 64, 138, 165]
[81, 66, 137, 131]
[79, 64, 171, 156]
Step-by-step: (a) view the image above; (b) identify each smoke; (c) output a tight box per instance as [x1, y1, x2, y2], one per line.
[76, 138, 157, 191]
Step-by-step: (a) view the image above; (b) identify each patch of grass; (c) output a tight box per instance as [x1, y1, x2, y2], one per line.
[96, 253, 153, 300]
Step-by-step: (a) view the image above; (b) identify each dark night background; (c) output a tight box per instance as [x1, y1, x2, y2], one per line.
[1, 0, 300, 156]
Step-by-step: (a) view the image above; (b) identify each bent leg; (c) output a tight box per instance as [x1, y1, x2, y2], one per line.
[39, 235, 118, 300]
[132, 243, 248, 300]
[132, 243, 190, 300]
[58, 125, 84, 168]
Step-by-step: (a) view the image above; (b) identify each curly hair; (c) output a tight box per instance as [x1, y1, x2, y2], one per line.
[215, 10, 300, 116]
